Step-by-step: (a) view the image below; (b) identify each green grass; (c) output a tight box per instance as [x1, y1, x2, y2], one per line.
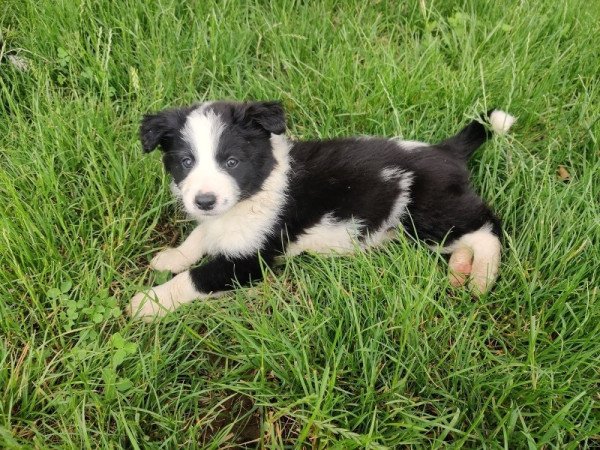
[1, 0, 599, 447]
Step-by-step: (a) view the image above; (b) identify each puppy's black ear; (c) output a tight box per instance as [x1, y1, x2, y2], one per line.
[241, 101, 286, 135]
[140, 107, 189, 153]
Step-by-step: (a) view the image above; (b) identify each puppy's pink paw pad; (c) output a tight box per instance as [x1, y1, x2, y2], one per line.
[448, 247, 473, 288]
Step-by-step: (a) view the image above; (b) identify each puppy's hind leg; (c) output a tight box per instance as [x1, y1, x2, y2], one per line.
[448, 246, 473, 288]
[447, 224, 501, 295]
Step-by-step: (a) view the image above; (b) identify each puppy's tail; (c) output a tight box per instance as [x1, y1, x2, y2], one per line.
[439, 110, 516, 160]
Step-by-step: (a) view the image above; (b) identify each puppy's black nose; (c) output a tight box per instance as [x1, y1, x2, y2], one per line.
[194, 193, 217, 210]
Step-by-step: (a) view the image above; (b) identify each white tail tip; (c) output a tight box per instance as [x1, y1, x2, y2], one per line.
[489, 110, 516, 134]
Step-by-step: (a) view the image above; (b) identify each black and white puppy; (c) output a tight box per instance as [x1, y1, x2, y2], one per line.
[128, 101, 515, 320]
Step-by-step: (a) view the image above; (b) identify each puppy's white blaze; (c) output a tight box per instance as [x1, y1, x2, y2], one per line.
[128, 271, 207, 320]
[286, 213, 363, 256]
[365, 170, 413, 247]
[489, 110, 516, 134]
[180, 110, 239, 217]
[196, 133, 291, 258]
[182, 109, 225, 159]
[445, 223, 501, 294]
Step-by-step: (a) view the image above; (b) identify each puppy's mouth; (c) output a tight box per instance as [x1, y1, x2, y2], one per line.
[195, 210, 219, 217]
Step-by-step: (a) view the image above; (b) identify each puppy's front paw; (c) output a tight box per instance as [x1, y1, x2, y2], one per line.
[150, 247, 193, 273]
[127, 289, 168, 322]
[127, 272, 202, 321]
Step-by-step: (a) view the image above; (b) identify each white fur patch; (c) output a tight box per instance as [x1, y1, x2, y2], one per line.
[395, 139, 429, 151]
[381, 167, 405, 181]
[489, 110, 516, 134]
[364, 170, 414, 247]
[286, 213, 364, 256]
[179, 110, 240, 217]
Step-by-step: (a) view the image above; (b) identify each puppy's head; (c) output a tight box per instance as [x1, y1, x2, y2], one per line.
[140, 101, 285, 218]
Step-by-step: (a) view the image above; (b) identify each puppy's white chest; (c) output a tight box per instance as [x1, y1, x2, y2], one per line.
[199, 206, 277, 257]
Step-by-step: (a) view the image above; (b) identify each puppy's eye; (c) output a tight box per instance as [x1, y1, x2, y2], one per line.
[225, 157, 238, 168]
[181, 157, 194, 168]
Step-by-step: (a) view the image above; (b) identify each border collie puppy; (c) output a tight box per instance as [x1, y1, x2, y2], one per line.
[128, 101, 515, 320]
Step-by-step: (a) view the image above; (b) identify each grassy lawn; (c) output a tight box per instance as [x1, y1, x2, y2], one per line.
[1, 0, 599, 447]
